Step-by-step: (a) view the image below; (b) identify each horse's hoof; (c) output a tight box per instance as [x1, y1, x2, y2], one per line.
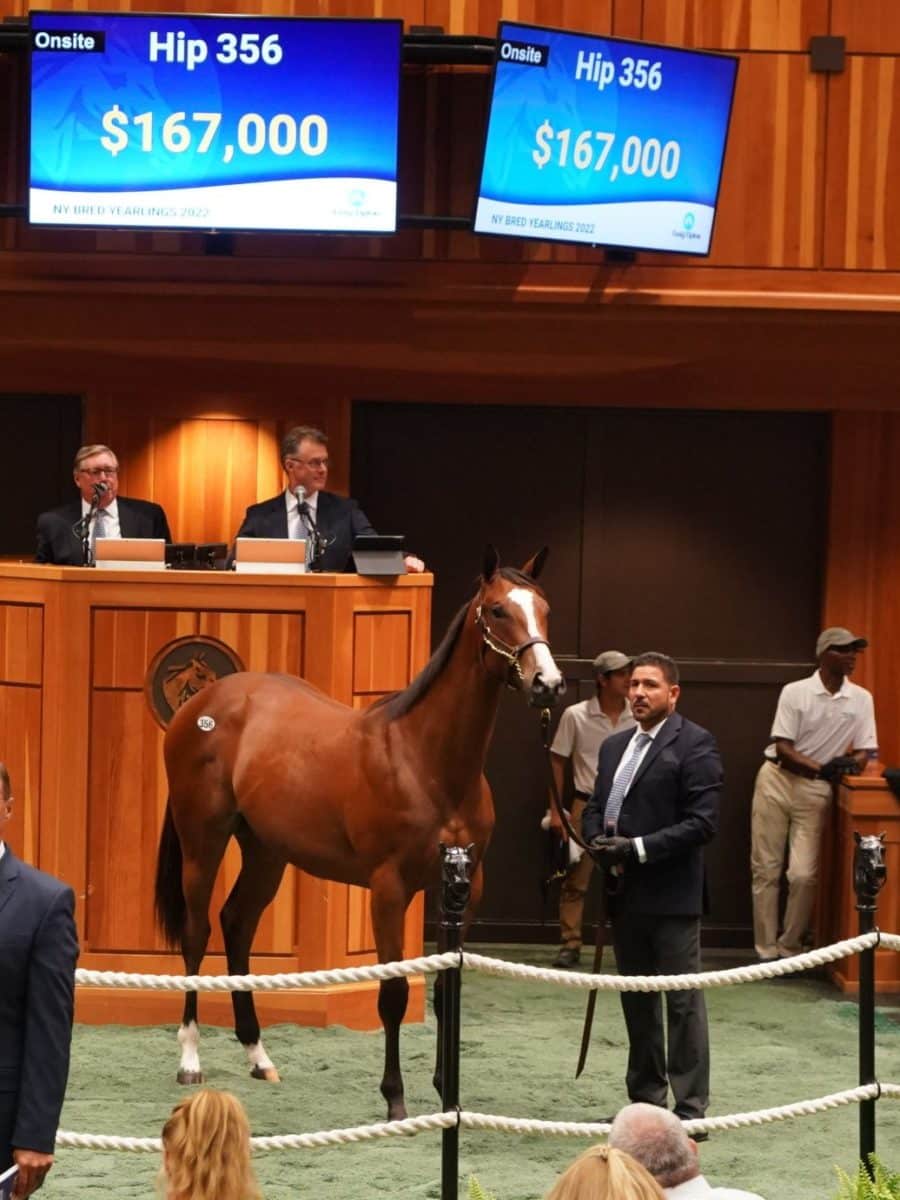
[250, 1065, 281, 1082]
[176, 1069, 204, 1085]
[387, 1102, 409, 1122]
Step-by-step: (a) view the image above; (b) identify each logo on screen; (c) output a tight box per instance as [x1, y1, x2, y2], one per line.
[498, 39, 549, 67]
[682, 212, 696, 231]
[32, 29, 105, 53]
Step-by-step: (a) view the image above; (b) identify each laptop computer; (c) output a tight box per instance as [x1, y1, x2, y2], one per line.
[94, 538, 166, 570]
[234, 537, 306, 574]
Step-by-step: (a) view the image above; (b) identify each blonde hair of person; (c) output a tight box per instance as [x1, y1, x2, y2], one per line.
[544, 1144, 666, 1200]
[160, 1088, 261, 1200]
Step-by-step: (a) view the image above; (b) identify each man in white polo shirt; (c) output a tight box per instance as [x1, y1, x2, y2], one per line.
[750, 626, 877, 962]
[548, 650, 634, 968]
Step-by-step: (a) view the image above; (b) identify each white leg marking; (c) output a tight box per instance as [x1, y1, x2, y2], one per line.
[245, 1039, 275, 1072]
[508, 587, 563, 687]
[177, 1020, 201, 1074]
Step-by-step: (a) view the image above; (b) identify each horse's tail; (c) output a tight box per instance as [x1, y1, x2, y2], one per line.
[154, 802, 186, 948]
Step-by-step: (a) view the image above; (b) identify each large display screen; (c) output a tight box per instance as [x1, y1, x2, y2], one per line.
[474, 22, 738, 254]
[28, 12, 402, 233]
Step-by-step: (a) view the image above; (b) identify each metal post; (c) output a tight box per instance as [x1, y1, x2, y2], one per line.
[439, 844, 471, 1200]
[852, 832, 887, 1177]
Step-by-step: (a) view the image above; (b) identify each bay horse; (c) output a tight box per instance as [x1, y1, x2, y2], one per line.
[154, 546, 564, 1119]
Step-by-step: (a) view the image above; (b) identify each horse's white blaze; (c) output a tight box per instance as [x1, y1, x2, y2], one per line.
[177, 1020, 201, 1073]
[507, 587, 563, 686]
[245, 1040, 275, 1072]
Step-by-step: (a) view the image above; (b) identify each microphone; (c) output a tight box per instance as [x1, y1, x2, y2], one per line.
[92, 480, 109, 499]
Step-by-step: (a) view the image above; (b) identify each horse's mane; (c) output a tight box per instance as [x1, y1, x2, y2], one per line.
[369, 567, 545, 722]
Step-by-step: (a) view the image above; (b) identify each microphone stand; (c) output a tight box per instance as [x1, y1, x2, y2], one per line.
[298, 500, 326, 572]
[72, 496, 100, 567]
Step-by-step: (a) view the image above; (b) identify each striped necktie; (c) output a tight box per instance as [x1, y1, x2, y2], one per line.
[604, 732, 651, 834]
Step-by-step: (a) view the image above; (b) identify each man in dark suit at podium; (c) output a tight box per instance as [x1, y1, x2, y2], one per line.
[582, 652, 722, 1126]
[234, 425, 424, 573]
[35, 444, 171, 566]
[0, 762, 78, 1197]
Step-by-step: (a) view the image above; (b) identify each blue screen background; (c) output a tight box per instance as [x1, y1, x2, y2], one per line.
[30, 13, 401, 191]
[479, 22, 737, 208]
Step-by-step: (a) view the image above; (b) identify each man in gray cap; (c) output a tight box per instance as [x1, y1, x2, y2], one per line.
[750, 627, 877, 961]
[548, 650, 635, 967]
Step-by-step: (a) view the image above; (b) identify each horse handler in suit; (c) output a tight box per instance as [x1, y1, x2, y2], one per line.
[582, 652, 722, 1125]
[36, 443, 171, 566]
[0, 763, 78, 1197]
[234, 425, 424, 573]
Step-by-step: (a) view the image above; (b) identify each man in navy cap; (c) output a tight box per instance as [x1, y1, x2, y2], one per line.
[750, 627, 877, 962]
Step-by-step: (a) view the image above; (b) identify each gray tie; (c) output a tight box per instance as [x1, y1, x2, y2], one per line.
[92, 508, 108, 551]
[604, 732, 651, 833]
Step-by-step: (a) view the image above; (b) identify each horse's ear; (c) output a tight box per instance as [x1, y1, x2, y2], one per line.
[482, 545, 500, 582]
[522, 546, 549, 580]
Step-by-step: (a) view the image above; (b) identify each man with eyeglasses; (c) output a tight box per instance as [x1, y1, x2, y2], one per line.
[35, 444, 171, 565]
[750, 626, 877, 963]
[234, 425, 425, 573]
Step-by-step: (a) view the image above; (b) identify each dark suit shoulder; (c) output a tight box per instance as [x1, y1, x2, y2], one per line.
[242, 493, 285, 518]
[5, 852, 73, 905]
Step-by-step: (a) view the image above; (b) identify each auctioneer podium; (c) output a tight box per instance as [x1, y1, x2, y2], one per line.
[0, 562, 432, 1027]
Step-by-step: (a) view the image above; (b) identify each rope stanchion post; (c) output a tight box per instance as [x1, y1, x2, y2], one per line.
[852, 832, 887, 1177]
[439, 844, 471, 1200]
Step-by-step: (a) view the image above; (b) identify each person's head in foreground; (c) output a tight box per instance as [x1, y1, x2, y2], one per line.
[544, 1143, 666, 1200]
[608, 1103, 701, 1190]
[160, 1088, 261, 1200]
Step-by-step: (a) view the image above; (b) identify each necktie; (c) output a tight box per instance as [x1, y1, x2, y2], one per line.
[92, 508, 108, 551]
[604, 732, 651, 834]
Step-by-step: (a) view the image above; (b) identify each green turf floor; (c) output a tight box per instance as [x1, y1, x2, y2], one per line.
[48, 945, 900, 1199]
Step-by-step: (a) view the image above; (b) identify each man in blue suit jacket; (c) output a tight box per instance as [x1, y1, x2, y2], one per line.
[582, 652, 721, 1125]
[0, 764, 78, 1198]
[234, 425, 424, 573]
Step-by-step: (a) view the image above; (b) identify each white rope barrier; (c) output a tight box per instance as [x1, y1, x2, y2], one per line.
[74, 930, 898, 993]
[463, 935, 882, 991]
[74, 951, 460, 991]
[56, 1085, 900, 1153]
[61, 931, 900, 1158]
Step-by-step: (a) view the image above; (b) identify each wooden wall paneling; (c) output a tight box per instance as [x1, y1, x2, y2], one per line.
[823, 56, 900, 271]
[0, 684, 42, 865]
[346, 884, 377, 954]
[611, 0, 643, 40]
[38, 577, 91, 907]
[86, 691, 167, 951]
[831, 0, 900, 54]
[92, 608, 194, 689]
[824, 412, 900, 766]
[199, 609, 305, 676]
[641, 52, 825, 269]
[83, 392, 352, 548]
[640, 0, 829, 51]
[426, 0, 611, 36]
[0, 602, 42, 685]
[353, 610, 411, 696]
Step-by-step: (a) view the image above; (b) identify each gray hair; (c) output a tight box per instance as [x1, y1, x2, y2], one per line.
[608, 1103, 697, 1189]
[73, 444, 118, 472]
[280, 426, 328, 460]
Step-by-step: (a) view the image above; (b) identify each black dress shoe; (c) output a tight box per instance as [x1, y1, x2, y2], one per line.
[552, 946, 581, 968]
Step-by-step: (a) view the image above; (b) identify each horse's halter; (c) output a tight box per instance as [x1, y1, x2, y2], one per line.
[474, 600, 550, 691]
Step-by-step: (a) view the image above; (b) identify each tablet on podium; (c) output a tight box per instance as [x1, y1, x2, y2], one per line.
[234, 537, 306, 574]
[95, 538, 166, 570]
[352, 535, 405, 576]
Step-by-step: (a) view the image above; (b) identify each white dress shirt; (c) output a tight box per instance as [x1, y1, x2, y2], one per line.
[81, 497, 121, 540]
[610, 716, 668, 863]
[284, 488, 318, 542]
[667, 1174, 766, 1199]
[766, 670, 877, 763]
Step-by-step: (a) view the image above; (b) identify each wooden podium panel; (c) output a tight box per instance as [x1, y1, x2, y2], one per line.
[0, 564, 432, 1027]
[826, 773, 900, 993]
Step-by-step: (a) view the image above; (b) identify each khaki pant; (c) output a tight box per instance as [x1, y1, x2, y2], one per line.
[559, 797, 595, 948]
[750, 760, 831, 959]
